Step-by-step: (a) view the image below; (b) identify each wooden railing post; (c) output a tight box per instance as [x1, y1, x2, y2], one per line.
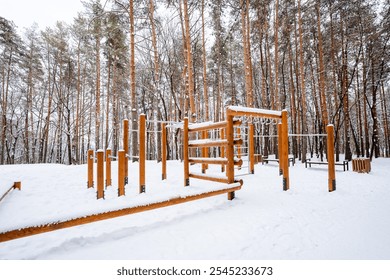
[249, 123, 255, 174]
[123, 119, 129, 184]
[105, 149, 112, 187]
[220, 128, 225, 172]
[13, 182, 21, 190]
[87, 149, 94, 188]
[118, 150, 125, 196]
[327, 124, 336, 192]
[96, 150, 104, 199]
[201, 130, 208, 173]
[278, 123, 283, 176]
[183, 117, 190, 186]
[139, 114, 146, 193]
[226, 113, 235, 200]
[162, 123, 167, 180]
[281, 110, 289, 191]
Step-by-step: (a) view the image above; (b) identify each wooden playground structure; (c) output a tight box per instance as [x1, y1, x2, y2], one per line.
[0, 106, 339, 243]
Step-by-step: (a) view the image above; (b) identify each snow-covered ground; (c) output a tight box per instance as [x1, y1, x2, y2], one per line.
[0, 156, 389, 260]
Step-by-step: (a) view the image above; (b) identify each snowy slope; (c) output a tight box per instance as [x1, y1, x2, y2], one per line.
[0, 157, 389, 260]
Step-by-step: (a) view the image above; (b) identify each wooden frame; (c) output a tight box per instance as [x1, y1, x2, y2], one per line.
[118, 150, 125, 196]
[123, 119, 129, 183]
[249, 123, 255, 174]
[0, 184, 242, 243]
[327, 125, 336, 192]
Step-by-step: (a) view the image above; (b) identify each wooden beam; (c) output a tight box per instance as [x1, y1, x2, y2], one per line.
[227, 106, 282, 119]
[188, 138, 243, 148]
[189, 173, 230, 184]
[0, 184, 242, 243]
[87, 149, 94, 188]
[96, 150, 104, 199]
[188, 119, 242, 132]
[327, 124, 336, 192]
[281, 110, 290, 191]
[249, 123, 255, 174]
[105, 149, 112, 187]
[139, 114, 146, 193]
[123, 119, 129, 182]
[118, 150, 125, 196]
[189, 157, 243, 166]
[162, 123, 167, 180]
[183, 118, 189, 186]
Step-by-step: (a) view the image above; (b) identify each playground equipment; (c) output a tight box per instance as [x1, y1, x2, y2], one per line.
[0, 106, 306, 243]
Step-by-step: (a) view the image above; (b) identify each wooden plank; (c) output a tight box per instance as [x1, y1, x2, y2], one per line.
[220, 128, 225, 172]
[189, 173, 229, 184]
[123, 119, 129, 182]
[201, 130, 208, 173]
[249, 123, 255, 174]
[227, 106, 282, 119]
[188, 119, 242, 132]
[188, 138, 243, 148]
[0, 184, 242, 243]
[189, 157, 243, 166]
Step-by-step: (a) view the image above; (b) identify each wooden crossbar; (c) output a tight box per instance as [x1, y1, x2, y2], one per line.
[188, 120, 242, 132]
[188, 138, 243, 148]
[189, 157, 243, 166]
[0, 184, 242, 243]
[189, 173, 230, 184]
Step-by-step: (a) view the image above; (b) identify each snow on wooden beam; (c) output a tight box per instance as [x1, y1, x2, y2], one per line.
[227, 106, 283, 119]
[0, 184, 242, 243]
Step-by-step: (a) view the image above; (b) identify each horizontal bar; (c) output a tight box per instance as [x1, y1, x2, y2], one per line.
[0, 184, 242, 243]
[189, 157, 243, 166]
[188, 120, 242, 132]
[188, 139, 243, 148]
[227, 106, 283, 119]
[189, 173, 230, 184]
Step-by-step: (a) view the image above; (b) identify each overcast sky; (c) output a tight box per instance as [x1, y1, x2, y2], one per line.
[1, 0, 85, 30]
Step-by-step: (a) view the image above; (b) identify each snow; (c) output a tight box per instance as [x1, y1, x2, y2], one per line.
[227, 106, 283, 118]
[0, 157, 390, 260]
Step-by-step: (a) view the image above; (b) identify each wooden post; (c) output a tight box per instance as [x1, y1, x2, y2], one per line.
[201, 130, 208, 173]
[281, 110, 289, 191]
[139, 114, 146, 193]
[87, 149, 94, 188]
[123, 119, 129, 184]
[327, 124, 336, 192]
[105, 149, 112, 187]
[220, 128, 225, 172]
[13, 182, 21, 190]
[162, 123, 167, 180]
[278, 123, 283, 176]
[183, 117, 189, 186]
[226, 113, 235, 200]
[249, 123, 255, 174]
[96, 150, 104, 199]
[118, 150, 125, 196]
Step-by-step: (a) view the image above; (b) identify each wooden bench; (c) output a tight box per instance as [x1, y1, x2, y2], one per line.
[305, 158, 349, 171]
[262, 156, 295, 166]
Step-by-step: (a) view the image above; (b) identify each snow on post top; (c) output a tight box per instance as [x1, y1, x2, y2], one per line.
[227, 106, 282, 117]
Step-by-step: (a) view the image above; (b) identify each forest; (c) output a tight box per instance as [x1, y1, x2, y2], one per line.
[0, 0, 389, 165]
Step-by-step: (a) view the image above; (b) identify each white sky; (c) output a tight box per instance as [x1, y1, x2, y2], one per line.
[1, 0, 85, 30]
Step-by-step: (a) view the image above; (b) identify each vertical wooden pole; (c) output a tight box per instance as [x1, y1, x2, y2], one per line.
[118, 150, 125, 196]
[226, 112, 235, 200]
[96, 150, 104, 199]
[220, 128, 225, 172]
[13, 182, 21, 190]
[281, 110, 290, 191]
[87, 149, 94, 188]
[249, 123, 255, 174]
[278, 123, 283, 175]
[183, 117, 189, 186]
[162, 123, 167, 180]
[123, 119, 129, 184]
[139, 114, 146, 193]
[105, 149, 112, 187]
[327, 124, 336, 192]
[201, 130, 208, 173]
